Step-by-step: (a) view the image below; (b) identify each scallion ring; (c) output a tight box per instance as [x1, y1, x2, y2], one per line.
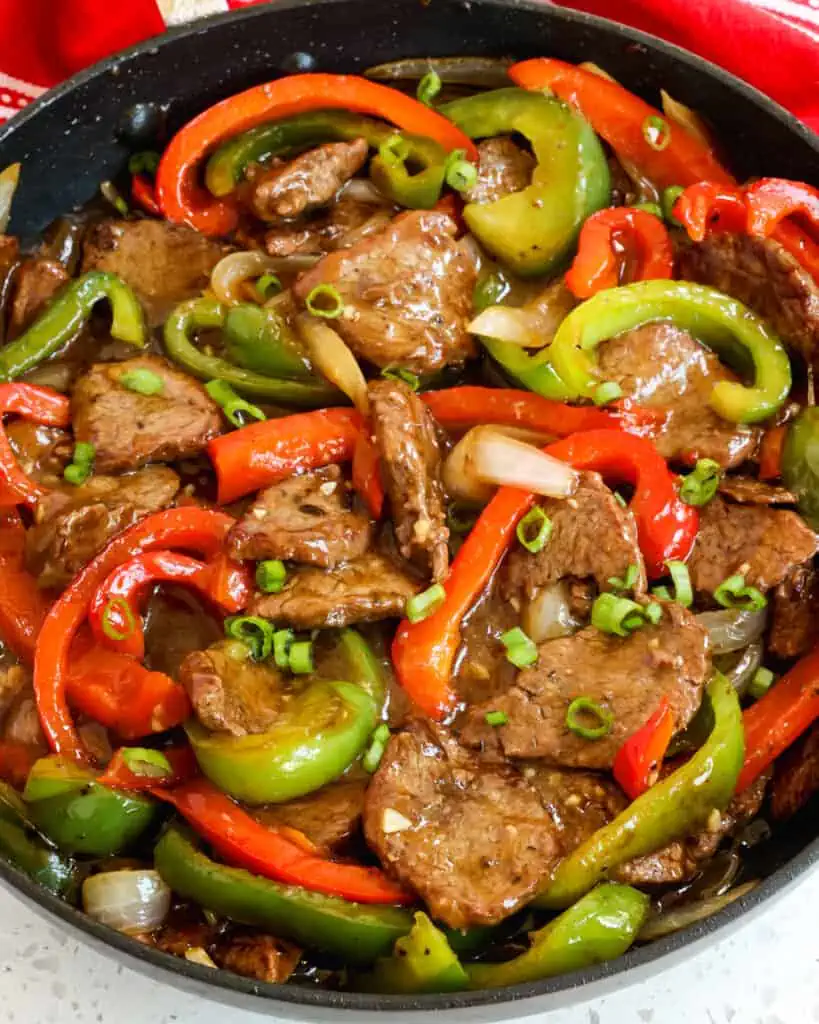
[206, 379, 266, 428]
[288, 640, 314, 675]
[607, 563, 639, 593]
[632, 201, 663, 218]
[679, 458, 721, 507]
[642, 115, 671, 151]
[256, 559, 287, 594]
[406, 583, 446, 624]
[713, 574, 767, 611]
[591, 592, 650, 637]
[381, 366, 420, 391]
[662, 185, 685, 226]
[305, 283, 345, 319]
[748, 667, 775, 700]
[362, 723, 391, 774]
[121, 748, 172, 778]
[272, 628, 294, 670]
[516, 506, 552, 554]
[445, 149, 478, 194]
[225, 615, 275, 661]
[665, 560, 693, 608]
[644, 602, 663, 625]
[593, 381, 623, 406]
[485, 710, 509, 727]
[379, 134, 411, 165]
[101, 596, 138, 642]
[64, 441, 96, 487]
[500, 626, 538, 668]
[416, 69, 442, 107]
[651, 584, 672, 602]
[256, 272, 282, 302]
[566, 697, 613, 740]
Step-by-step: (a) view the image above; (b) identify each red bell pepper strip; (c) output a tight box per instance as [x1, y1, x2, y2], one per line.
[0, 384, 71, 508]
[33, 507, 236, 763]
[131, 173, 161, 217]
[351, 430, 385, 519]
[0, 740, 41, 789]
[98, 745, 198, 792]
[564, 207, 674, 298]
[758, 425, 788, 482]
[421, 386, 664, 439]
[155, 74, 478, 237]
[208, 407, 364, 504]
[156, 778, 413, 905]
[737, 643, 819, 793]
[88, 550, 252, 661]
[206, 550, 254, 610]
[613, 696, 674, 800]
[771, 219, 819, 286]
[674, 182, 748, 242]
[508, 59, 734, 191]
[745, 178, 819, 283]
[0, 508, 51, 663]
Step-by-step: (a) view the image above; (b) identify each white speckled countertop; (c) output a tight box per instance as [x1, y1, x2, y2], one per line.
[0, 869, 816, 1024]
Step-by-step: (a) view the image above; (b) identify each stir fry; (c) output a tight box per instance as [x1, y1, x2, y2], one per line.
[0, 56, 817, 993]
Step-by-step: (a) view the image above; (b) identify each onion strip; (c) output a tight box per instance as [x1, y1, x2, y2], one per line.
[638, 881, 758, 942]
[468, 305, 548, 348]
[696, 607, 768, 655]
[0, 164, 21, 234]
[295, 313, 369, 415]
[82, 870, 171, 935]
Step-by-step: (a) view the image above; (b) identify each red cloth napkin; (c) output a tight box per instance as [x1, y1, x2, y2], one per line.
[0, 0, 817, 131]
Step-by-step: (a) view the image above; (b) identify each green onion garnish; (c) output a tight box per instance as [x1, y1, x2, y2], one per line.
[613, 492, 628, 509]
[288, 640, 314, 675]
[593, 381, 624, 406]
[100, 596, 137, 642]
[100, 180, 129, 217]
[416, 69, 442, 107]
[566, 697, 614, 740]
[591, 592, 651, 637]
[118, 367, 164, 396]
[632, 201, 663, 218]
[713, 574, 767, 611]
[406, 583, 446, 624]
[256, 559, 287, 594]
[446, 504, 478, 535]
[128, 151, 161, 176]
[644, 602, 663, 625]
[445, 149, 478, 193]
[64, 441, 95, 486]
[473, 272, 510, 314]
[256, 272, 282, 302]
[516, 507, 552, 554]
[662, 185, 685, 226]
[362, 723, 391, 773]
[382, 366, 420, 391]
[748, 667, 775, 700]
[273, 628, 294, 669]
[379, 134, 411, 165]
[651, 585, 672, 602]
[485, 710, 509, 727]
[305, 283, 345, 319]
[607, 563, 640, 593]
[500, 627, 538, 669]
[665, 560, 693, 608]
[206, 379, 266, 428]
[642, 115, 671, 151]
[225, 615, 275, 661]
[679, 458, 721, 507]
[121, 747, 172, 778]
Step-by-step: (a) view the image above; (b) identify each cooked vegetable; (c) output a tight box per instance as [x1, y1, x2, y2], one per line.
[782, 407, 819, 529]
[0, 384, 70, 506]
[296, 314, 369, 415]
[0, 780, 79, 899]
[83, 870, 171, 935]
[696, 607, 768, 654]
[613, 697, 673, 799]
[359, 911, 468, 993]
[0, 163, 20, 234]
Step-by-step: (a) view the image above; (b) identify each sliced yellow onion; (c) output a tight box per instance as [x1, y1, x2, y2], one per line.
[443, 431, 496, 505]
[340, 178, 387, 205]
[661, 90, 715, 149]
[696, 607, 768, 655]
[579, 62, 617, 82]
[638, 881, 758, 942]
[468, 305, 548, 348]
[0, 164, 21, 234]
[83, 870, 171, 935]
[295, 313, 369, 415]
[211, 251, 279, 306]
[523, 581, 584, 644]
[457, 234, 485, 274]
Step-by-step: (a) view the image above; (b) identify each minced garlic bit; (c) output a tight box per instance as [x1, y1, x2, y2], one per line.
[319, 481, 337, 496]
[706, 807, 723, 833]
[184, 947, 218, 968]
[382, 808, 413, 834]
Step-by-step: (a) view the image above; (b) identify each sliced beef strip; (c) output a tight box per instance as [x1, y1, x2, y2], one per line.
[718, 476, 797, 505]
[250, 551, 420, 629]
[179, 639, 287, 737]
[81, 219, 226, 327]
[252, 776, 368, 854]
[246, 139, 369, 222]
[293, 210, 476, 373]
[7, 257, 69, 338]
[72, 355, 222, 473]
[263, 196, 393, 257]
[677, 233, 819, 371]
[369, 379, 448, 582]
[769, 565, 819, 659]
[227, 466, 372, 568]
[771, 723, 819, 820]
[363, 719, 561, 929]
[212, 933, 301, 984]
[460, 603, 710, 770]
[502, 472, 645, 604]
[0, 666, 47, 753]
[687, 496, 817, 595]
[26, 465, 180, 588]
[597, 323, 759, 468]
[463, 138, 535, 206]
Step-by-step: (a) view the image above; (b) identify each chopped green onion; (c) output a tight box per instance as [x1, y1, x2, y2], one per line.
[566, 697, 614, 740]
[662, 185, 685, 226]
[100, 180, 129, 217]
[445, 149, 478, 193]
[713, 574, 767, 611]
[593, 381, 623, 406]
[272, 628, 294, 669]
[362, 723, 391, 773]
[679, 458, 721, 507]
[406, 583, 446, 624]
[118, 367, 164, 396]
[485, 710, 509, 727]
[651, 584, 672, 602]
[225, 615, 275, 661]
[591, 592, 650, 637]
[447, 503, 478, 535]
[100, 596, 137, 642]
[256, 272, 282, 301]
[305, 283, 345, 319]
[128, 151, 161, 176]
[613, 492, 628, 509]
[256, 559, 287, 594]
[500, 627, 538, 668]
[206, 379, 266, 428]
[516, 507, 552, 554]
[748, 667, 775, 701]
[632, 201, 663, 219]
[644, 602, 663, 625]
[64, 441, 95, 486]
[642, 115, 671, 151]
[607, 563, 639, 593]
[473, 272, 510, 314]
[288, 640, 314, 675]
[379, 134, 411, 165]
[381, 366, 420, 391]
[416, 69, 442, 107]
[665, 560, 693, 608]
[121, 747, 172, 778]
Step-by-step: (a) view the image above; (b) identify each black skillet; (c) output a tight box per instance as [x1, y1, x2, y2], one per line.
[0, 0, 817, 1018]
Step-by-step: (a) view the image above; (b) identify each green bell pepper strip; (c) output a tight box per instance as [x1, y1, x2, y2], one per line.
[223, 303, 312, 380]
[155, 825, 414, 963]
[163, 297, 340, 407]
[549, 280, 792, 424]
[0, 271, 146, 381]
[467, 884, 649, 990]
[537, 672, 744, 909]
[781, 407, 819, 530]
[204, 111, 448, 209]
[0, 780, 79, 899]
[439, 89, 610, 277]
[359, 912, 469, 994]
[186, 679, 377, 805]
[23, 755, 157, 857]
[337, 628, 388, 716]
[480, 337, 575, 400]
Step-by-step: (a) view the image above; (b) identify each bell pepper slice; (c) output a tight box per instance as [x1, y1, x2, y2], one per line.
[613, 696, 674, 801]
[156, 778, 411, 905]
[208, 406, 364, 504]
[88, 550, 251, 661]
[439, 88, 610, 277]
[758, 424, 787, 482]
[336, 628, 388, 714]
[0, 384, 71, 508]
[781, 407, 819, 530]
[549, 280, 792, 424]
[97, 745, 198, 792]
[0, 271, 145, 382]
[351, 430, 385, 519]
[186, 678, 377, 805]
[156, 73, 477, 236]
[509, 59, 733, 191]
[204, 110, 449, 210]
[537, 673, 743, 909]
[745, 178, 819, 242]
[33, 507, 235, 763]
[674, 182, 748, 243]
[0, 779, 79, 899]
[23, 754, 157, 857]
[0, 508, 51, 663]
[222, 303, 313, 381]
[359, 912, 469, 994]
[737, 644, 819, 793]
[131, 173, 161, 217]
[163, 297, 339, 407]
[565, 207, 673, 298]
